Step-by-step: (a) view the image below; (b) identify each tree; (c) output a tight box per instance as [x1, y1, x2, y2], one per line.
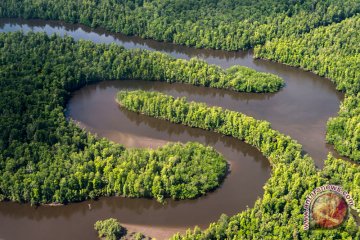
[94, 218, 125, 240]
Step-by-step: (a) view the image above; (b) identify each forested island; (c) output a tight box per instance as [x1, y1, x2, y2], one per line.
[94, 218, 149, 240]
[0, 0, 359, 240]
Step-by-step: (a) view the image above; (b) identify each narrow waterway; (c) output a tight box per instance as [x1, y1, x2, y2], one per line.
[0, 18, 344, 240]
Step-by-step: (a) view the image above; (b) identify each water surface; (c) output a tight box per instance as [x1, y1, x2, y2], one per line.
[0, 18, 344, 240]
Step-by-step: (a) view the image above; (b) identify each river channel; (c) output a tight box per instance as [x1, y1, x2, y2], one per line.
[0, 18, 344, 239]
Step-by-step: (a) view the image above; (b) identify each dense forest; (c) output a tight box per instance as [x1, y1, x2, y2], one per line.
[255, 14, 360, 162]
[1, 1, 360, 239]
[118, 90, 360, 239]
[94, 218, 125, 240]
[176, 155, 360, 240]
[117, 90, 305, 166]
[0, 31, 234, 204]
[1, 0, 358, 161]
[1, 0, 358, 162]
[1, 0, 360, 50]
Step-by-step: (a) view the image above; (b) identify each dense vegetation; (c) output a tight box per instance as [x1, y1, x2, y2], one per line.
[327, 94, 360, 161]
[117, 90, 305, 166]
[1, 0, 360, 50]
[94, 218, 125, 240]
[0, 31, 233, 204]
[255, 14, 360, 95]
[94, 218, 148, 240]
[172, 155, 360, 240]
[0, 31, 283, 93]
[118, 90, 360, 239]
[1, 0, 357, 161]
[1, 1, 360, 238]
[255, 14, 360, 162]
[2, 0, 358, 161]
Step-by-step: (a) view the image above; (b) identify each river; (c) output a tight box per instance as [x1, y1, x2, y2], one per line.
[0, 18, 344, 240]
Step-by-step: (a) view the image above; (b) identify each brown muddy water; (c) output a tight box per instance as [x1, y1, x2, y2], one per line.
[0, 18, 345, 240]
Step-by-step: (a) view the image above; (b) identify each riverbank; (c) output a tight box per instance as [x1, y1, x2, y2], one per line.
[0, 18, 346, 240]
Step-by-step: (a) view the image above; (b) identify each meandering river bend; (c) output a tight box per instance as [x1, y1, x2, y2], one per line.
[0, 18, 344, 240]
